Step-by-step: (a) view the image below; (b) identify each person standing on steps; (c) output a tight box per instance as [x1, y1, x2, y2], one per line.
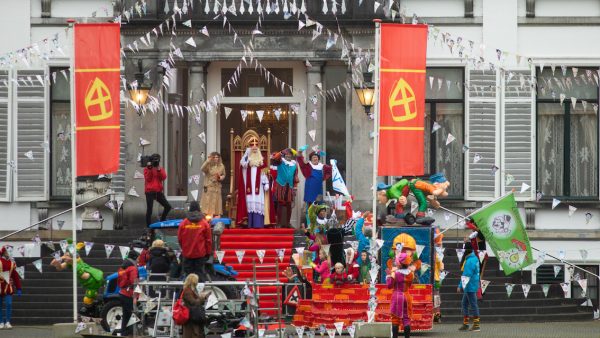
[270, 148, 299, 228]
[200, 152, 226, 218]
[0, 246, 21, 330]
[144, 153, 172, 227]
[296, 146, 332, 226]
[457, 241, 481, 332]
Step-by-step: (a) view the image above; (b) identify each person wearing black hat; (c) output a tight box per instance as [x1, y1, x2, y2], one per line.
[114, 250, 139, 336]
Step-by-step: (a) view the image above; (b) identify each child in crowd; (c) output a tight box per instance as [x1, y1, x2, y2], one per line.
[345, 248, 359, 283]
[458, 241, 481, 332]
[310, 249, 331, 284]
[331, 262, 348, 286]
[358, 250, 371, 284]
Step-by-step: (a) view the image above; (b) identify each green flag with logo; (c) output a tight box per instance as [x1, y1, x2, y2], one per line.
[470, 192, 534, 275]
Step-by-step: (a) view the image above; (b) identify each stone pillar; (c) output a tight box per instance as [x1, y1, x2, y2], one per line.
[306, 61, 324, 151]
[188, 62, 208, 199]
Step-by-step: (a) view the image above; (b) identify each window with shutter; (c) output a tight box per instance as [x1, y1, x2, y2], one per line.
[14, 69, 48, 201]
[502, 70, 535, 201]
[0, 70, 10, 201]
[466, 69, 500, 200]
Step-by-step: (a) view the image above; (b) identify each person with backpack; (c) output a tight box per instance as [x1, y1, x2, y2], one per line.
[115, 250, 139, 337]
[178, 202, 212, 277]
[147, 240, 173, 277]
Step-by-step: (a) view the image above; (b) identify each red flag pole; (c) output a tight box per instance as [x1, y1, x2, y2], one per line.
[372, 19, 382, 237]
[68, 18, 78, 323]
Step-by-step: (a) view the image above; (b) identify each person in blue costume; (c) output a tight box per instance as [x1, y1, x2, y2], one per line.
[354, 211, 373, 265]
[270, 148, 299, 228]
[297, 145, 332, 225]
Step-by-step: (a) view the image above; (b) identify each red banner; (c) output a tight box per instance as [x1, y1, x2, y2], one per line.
[74, 23, 121, 176]
[378, 24, 428, 176]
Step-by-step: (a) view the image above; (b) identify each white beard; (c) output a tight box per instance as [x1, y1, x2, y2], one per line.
[248, 151, 264, 167]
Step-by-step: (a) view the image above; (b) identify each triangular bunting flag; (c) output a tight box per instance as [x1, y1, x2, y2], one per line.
[276, 248, 285, 262]
[256, 110, 264, 123]
[542, 284, 550, 297]
[16, 266, 24, 280]
[522, 284, 531, 298]
[105, 244, 115, 258]
[432, 121, 441, 133]
[416, 244, 425, 257]
[552, 198, 561, 209]
[560, 282, 570, 297]
[84, 242, 94, 256]
[32, 259, 43, 273]
[445, 133, 456, 145]
[461, 276, 470, 289]
[577, 278, 588, 291]
[224, 106, 232, 119]
[505, 283, 514, 297]
[327, 328, 336, 338]
[119, 246, 130, 260]
[191, 189, 199, 201]
[334, 322, 344, 335]
[480, 279, 490, 294]
[568, 205, 577, 216]
[554, 265, 562, 277]
[520, 182, 530, 193]
[439, 270, 448, 283]
[256, 250, 265, 263]
[420, 263, 430, 274]
[456, 248, 465, 262]
[216, 250, 225, 264]
[347, 325, 355, 338]
[235, 250, 245, 264]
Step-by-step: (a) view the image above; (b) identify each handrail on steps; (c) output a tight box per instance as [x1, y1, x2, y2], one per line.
[0, 193, 112, 242]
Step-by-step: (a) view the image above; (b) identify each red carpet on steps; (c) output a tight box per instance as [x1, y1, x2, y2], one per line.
[219, 228, 296, 316]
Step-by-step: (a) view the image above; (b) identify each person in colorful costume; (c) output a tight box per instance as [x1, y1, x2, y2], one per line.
[433, 228, 445, 322]
[297, 146, 332, 225]
[0, 246, 22, 329]
[376, 173, 450, 219]
[51, 242, 104, 315]
[270, 148, 299, 228]
[386, 252, 416, 338]
[355, 212, 373, 265]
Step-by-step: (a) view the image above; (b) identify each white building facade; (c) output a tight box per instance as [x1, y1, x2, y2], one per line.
[0, 0, 598, 304]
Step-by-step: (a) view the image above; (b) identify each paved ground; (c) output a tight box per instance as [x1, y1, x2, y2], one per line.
[3, 321, 600, 338]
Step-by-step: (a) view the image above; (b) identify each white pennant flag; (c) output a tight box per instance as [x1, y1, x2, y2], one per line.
[134, 170, 144, 179]
[241, 109, 248, 121]
[522, 284, 531, 298]
[478, 250, 486, 262]
[461, 276, 470, 289]
[185, 37, 196, 47]
[182, 19, 192, 27]
[456, 248, 465, 263]
[480, 279, 490, 294]
[75, 322, 87, 334]
[198, 132, 206, 144]
[84, 242, 94, 256]
[420, 263, 430, 274]
[560, 282, 570, 297]
[578, 278, 588, 292]
[473, 153, 482, 163]
[554, 265, 562, 277]
[33, 258, 43, 273]
[104, 244, 115, 258]
[580, 249, 588, 262]
[256, 110, 264, 123]
[326, 328, 336, 338]
[520, 182, 530, 193]
[295, 247, 305, 256]
[330, 159, 350, 196]
[24, 150, 34, 160]
[224, 106, 232, 119]
[308, 129, 316, 142]
[537, 251, 546, 266]
[568, 205, 577, 216]
[376, 239, 385, 250]
[200, 26, 209, 37]
[558, 250, 566, 260]
[416, 244, 425, 258]
[235, 250, 245, 264]
[552, 198, 561, 210]
[347, 325, 355, 338]
[432, 121, 441, 133]
[59, 240, 68, 254]
[256, 249, 265, 264]
[334, 322, 344, 335]
[258, 329, 265, 338]
[439, 270, 448, 282]
[16, 266, 24, 280]
[542, 284, 550, 297]
[127, 313, 140, 327]
[276, 248, 286, 262]
[445, 133, 456, 145]
[119, 246, 130, 260]
[128, 186, 140, 197]
[505, 283, 514, 297]
[216, 250, 225, 264]
[191, 189, 199, 201]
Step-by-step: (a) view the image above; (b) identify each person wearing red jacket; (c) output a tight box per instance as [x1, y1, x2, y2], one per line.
[115, 250, 139, 336]
[178, 202, 213, 277]
[0, 246, 21, 329]
[144, 153, 172, 227]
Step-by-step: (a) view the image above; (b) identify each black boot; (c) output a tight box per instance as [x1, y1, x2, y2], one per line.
[404, 325, 411, 338]
[392, 325, 399, 338]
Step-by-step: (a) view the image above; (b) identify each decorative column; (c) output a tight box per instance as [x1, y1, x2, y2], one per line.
[188, 62, 208, 198]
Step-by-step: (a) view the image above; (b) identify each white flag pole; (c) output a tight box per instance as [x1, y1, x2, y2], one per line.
[372, 19, 382, 236]
[68, 19, 78, 323]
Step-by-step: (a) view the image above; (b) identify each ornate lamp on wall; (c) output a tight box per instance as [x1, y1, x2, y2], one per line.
[354, 72, 376, 117]
[128, 59, 152, 107]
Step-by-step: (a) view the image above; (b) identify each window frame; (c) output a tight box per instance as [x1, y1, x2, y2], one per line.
[49, 66, 71, 200]
[535, 66, 600, 200]
[425, 66, 466, 199]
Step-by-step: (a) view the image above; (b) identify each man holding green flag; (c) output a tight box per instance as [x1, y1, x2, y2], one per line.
[469, 192, 534, 275]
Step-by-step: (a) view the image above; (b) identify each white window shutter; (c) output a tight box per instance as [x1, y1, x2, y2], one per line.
[501, 70, 535, 201]
[465, 68, 500, 200]
[109, 99, 127, 194]
[0, 70, 11, 201]
[13, 69, 48, 201]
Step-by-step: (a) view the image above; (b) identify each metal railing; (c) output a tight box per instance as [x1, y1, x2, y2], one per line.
[0, 193, 112, 242]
